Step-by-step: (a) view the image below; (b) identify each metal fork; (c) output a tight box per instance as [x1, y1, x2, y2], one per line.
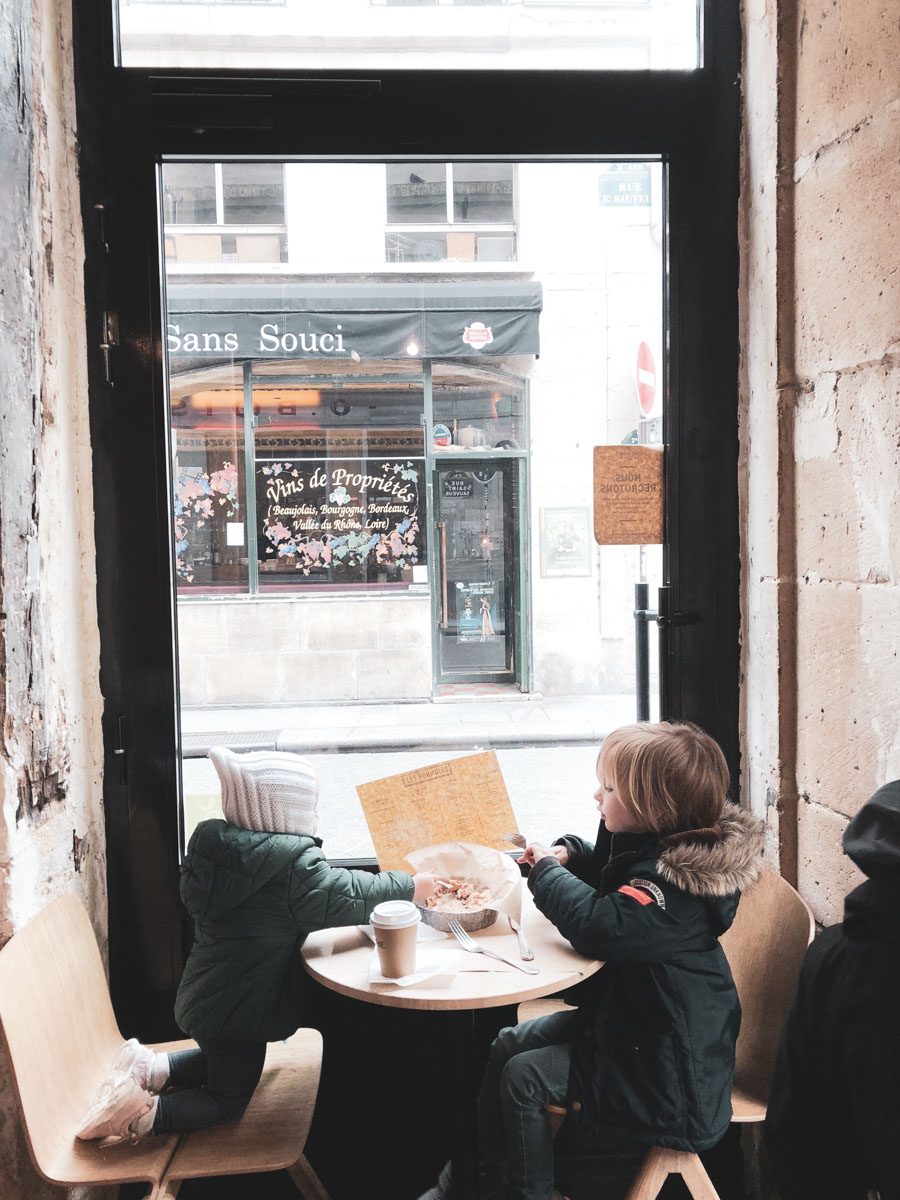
[447, 920, 539, 974]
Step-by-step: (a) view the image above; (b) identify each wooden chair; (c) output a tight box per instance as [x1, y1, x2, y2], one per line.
[525, 867, 815, 1200]
[0, 893, 331, 1200]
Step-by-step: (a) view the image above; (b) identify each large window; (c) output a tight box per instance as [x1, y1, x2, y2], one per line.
[79, 0, 742, 1054]
[171, 362, 428, 593]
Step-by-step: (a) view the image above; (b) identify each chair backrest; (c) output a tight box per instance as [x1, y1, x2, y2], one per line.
[719, 866, 815, 1106]
[0, 894, 124, 1179]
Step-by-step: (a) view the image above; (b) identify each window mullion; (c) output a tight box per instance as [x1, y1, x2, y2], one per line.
[215, 164, 225, 225]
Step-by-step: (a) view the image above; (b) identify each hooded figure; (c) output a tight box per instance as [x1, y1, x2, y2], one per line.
[765, 780, 900, 1200]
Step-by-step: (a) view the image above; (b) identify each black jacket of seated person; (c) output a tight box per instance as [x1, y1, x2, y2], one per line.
[528, 802, 765, 1153]
[764, 779, 900, 1200]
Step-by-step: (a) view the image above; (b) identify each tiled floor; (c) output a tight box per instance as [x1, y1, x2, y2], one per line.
[437, 682, 524, 697]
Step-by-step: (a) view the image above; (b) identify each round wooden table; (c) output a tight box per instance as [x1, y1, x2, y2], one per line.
[301, 886, 601, 1196]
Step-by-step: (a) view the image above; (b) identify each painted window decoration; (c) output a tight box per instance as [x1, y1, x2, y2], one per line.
[174, 460, 241, 583]
[258, 456, 426, 586]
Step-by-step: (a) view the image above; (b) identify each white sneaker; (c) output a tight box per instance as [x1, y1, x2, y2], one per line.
[76, 1077, 157, 1142]
[111, 1038, 164, 1093]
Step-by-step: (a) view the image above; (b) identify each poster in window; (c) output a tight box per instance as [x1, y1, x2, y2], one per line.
[539, 507, 592, 577]
[257, 456, 426, 586]
[456, 580, 497, 642]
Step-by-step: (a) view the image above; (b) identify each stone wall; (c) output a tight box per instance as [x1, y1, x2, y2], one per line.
[177, 595, 433, 704]
[740, 0, 900, 924]
[0, 0, 108, 1196]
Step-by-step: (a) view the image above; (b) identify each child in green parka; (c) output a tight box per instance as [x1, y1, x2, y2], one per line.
[77, 746, 445, 1144]
[420, 721, 765, 1200]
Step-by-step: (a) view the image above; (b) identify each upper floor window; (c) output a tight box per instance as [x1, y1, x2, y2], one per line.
[385, 163, 516, 265]
[163, 163, 287, 267]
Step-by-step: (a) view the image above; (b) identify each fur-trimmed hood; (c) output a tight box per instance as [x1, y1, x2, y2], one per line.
[656, 803, 766, 898]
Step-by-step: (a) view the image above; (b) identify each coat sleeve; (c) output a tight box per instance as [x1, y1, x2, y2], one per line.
[287, 845, 415, 931]
[552, 835, 597, 884]
[530, 858, 705, 962]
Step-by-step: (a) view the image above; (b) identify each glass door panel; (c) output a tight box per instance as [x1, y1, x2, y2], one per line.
[436, 460, 517, 682]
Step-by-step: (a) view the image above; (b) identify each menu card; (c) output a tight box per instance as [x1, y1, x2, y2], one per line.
[356, 750, 520, 872]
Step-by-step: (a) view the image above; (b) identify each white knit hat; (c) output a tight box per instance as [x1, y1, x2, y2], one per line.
[209, 746, 319, 836]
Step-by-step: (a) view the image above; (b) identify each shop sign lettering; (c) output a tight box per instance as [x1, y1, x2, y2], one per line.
[167, 322, 345, 356]
[258, 457, 426, 581]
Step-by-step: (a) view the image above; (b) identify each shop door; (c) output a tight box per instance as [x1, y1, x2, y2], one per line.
[434, 460, 522, 685]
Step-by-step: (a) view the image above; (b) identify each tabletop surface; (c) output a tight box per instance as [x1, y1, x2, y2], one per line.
[300, 884, 602, 1010]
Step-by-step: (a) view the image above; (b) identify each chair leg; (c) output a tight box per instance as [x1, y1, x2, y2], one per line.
[678, 1153, 720, 1200]
[624, 1147, 677, 1200]
[144, 1181, 182, 1200]
[624, 1147, 720, 1200]
[287, 1152, 332, 1200]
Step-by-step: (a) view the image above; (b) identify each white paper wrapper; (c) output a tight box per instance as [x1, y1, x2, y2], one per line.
[405, 841, 523, 926]
[367, 946, 460, 986]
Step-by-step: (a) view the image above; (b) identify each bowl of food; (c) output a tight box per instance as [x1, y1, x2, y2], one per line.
[406, 841, 521, 932]
[419, 877, 498, 932]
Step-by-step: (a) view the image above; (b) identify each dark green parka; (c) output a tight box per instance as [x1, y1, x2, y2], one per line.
[174, 819, 414, 1044]
[529, 803, 765, 1152]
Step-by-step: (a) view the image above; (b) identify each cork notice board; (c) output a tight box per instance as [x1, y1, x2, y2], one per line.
[593, 445, 664, 545]
[356, 751, 520, 872]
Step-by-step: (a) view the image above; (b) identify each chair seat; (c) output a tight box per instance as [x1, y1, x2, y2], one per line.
[0, 897, 330, 1199]
[160, 1029, 324, 1181]
[730, 1083, 765, 1124]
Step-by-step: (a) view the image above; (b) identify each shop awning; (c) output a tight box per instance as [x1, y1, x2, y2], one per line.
[165, 280, 542, 362]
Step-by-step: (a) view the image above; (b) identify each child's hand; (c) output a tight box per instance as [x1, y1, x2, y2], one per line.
[412, 873, 450, 904]
[517, 842, 554, 869]
[552, 844, 570, 867]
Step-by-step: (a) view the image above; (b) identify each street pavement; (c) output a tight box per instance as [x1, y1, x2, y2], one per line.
[180, 692, 639, 756]
[180, 693, 641, 856]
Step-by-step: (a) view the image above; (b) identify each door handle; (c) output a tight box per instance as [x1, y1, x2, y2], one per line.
[437, 522, 448, 629]
[656, 585, 699, 630]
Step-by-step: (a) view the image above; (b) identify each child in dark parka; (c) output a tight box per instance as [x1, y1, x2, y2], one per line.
[421, 721, 765, 1200]
[77, 746, 444, 1143]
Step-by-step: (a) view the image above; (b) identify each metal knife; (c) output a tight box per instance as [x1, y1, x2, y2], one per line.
[508, 915, 534, 961]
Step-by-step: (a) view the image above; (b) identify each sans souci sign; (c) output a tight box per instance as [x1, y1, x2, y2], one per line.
[165, 309, 537, 360]
[167, 322, 347, 357]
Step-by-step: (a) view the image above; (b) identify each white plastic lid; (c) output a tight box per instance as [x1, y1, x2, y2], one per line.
[369, 900, 421, 928]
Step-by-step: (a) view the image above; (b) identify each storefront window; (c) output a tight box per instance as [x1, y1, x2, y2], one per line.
[432, 364, 525, 451]
[171, 364, 249, 591]
[170, 362, 429, 595]
[253, 376, 427, 590]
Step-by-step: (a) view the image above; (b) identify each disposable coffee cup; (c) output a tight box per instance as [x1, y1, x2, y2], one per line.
[369, 900, 420, 978]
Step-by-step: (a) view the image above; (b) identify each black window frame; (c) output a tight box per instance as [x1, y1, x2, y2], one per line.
[74, 0, 741, 1038]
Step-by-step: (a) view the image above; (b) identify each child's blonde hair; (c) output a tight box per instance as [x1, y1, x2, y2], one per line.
[597, 721, 729, 834]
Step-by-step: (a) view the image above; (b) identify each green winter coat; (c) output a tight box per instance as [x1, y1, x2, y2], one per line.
[174, 819, 414, 1044]
[530, 803, 765, 1152]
